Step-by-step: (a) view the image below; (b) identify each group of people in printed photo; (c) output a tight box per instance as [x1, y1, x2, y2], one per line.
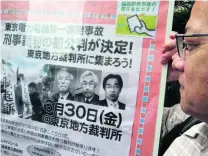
[1, 64, 127, 123]
[52, 67, 126, 110]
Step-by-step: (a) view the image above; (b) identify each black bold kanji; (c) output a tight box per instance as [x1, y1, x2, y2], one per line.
[114, 40, 128, 54]
[3, 34, 12, 45]
[68, 53, 77, 63]
[100, 40, 113, 53]
[88, 124, 99, 137]
[79, 122, 88, 133]
[49, 116, 59, 126]
[76, 54, 87, 64]
[84, 26, 94, 36]
[2, 103, 15, 115]
[34, 50, 42, 59]
[42, 51, 51, 60]
[69, 120, 79, 131]
[77, 39, 88, 51]
[1, 77, 10, 88]
[60, 118, 69, 129]
[19, 23, 26, 32]
[12, 23, 18, 31]
[94, 26, 104, 36]
[87, 108, 98, 122]
[5, 91, 13, 102]
[99, 127, 110, 139]
[59, 54, 67, 62]
[12, 34, 22, 46]
[94, 55, 104, 66]
[27, 50, 34, 58]
[104, 112, 117, 127]
[110, 129, 122, 141]
[5, 23, 12, 31]
[51, 53, 59, 61]
[54, 103, 64, 116]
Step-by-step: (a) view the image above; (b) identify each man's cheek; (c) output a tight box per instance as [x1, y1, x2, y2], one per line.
[90, 88, 95, 92]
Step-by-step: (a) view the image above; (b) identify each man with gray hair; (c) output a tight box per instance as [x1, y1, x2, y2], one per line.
[75, 70, 99, 105]
[51, 67, 74, 103]
[159, 1, 208, 155]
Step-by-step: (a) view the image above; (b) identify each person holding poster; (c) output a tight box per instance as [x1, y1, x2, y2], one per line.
[99, 74, 126, 110]
[160, 1, 208, 156]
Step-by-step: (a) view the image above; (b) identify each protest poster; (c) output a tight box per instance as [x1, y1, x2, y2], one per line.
[0, 1, 174, 156]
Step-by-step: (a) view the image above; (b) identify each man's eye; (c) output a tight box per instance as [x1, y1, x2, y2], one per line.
[184, 42, 198, 51]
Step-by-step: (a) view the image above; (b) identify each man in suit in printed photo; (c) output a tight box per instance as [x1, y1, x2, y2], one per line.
[51, 68, 74, 102]
[75, 70, 99, 105]
[99, 74, 126, 110]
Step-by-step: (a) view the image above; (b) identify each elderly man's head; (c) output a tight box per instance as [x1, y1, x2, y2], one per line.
[80, 71, 98, 99]
[57, 68, 74, 94]
[178, 1, 208, 122]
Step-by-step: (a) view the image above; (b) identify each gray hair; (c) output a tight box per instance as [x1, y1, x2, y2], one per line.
[57, 68, 74, 81]
[80, 70, 98, 85]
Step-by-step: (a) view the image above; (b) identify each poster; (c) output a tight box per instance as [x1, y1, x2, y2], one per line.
[0, 1, 174, 156]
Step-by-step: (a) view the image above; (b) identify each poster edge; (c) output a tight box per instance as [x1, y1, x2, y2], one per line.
[152, 0, 175, 156]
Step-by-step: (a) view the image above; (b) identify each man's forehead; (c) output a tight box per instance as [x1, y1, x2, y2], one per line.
[83, 77, 94, 82]
[186, 1, 208, 33]
[59, 71, 70, 76]
[84, 75, 93, 79]
[107, 78, 118, 83]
